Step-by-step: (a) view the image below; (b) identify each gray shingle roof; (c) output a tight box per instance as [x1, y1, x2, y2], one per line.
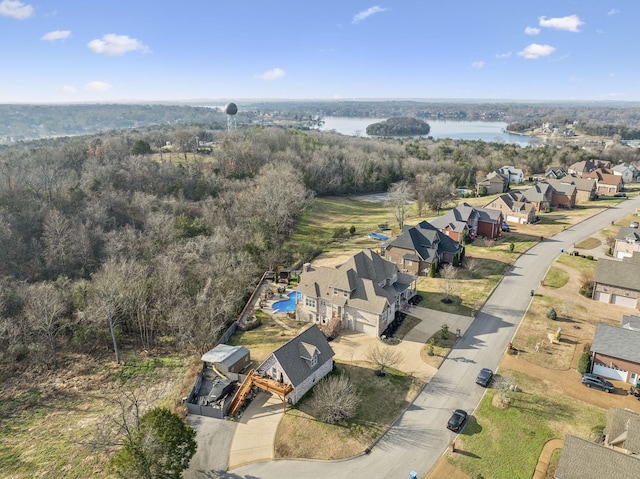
[605, 408, 640, 454]
[616, 226, 640, 242]
[591, 322, 640, 364]
[621, 315, 640, 331]
[555, 435, 639, 479]
[268, 325, 335, 388]
[594, 253, 640, 291]
[384, 220, 462, 262]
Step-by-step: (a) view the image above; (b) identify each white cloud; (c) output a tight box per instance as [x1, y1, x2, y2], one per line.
[538, 15, 584, 32]
[0, 0, 34, 19]
[353, 6, 388, 24]
[87, 34, 149, 56]
[61, 85, 76, 94]
[495, 51, 512, 59]
[524, 26, 540, 35]
[471, 61, 484, 69]
[518, 43, 556, 59]
[607, 9, 620, 16]
[84, 81, 112, 92]
[41, 30, 71, 42]
[256, 68, 286, 81]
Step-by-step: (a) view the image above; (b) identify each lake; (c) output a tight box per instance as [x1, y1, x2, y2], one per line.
[318, 117, 535, 146]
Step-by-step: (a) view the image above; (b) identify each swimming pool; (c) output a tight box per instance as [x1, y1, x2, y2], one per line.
[272, 291, 302, 313]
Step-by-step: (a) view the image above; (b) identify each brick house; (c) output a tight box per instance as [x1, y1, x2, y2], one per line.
[548, 182, 577, 208]
[484, 193, 536, 224]
[547, 176, 597, 202]
[255, 325, 335, 404]
[584, 168, 624, 195]
[613, 227, 640, 259]
[592, 252, 640, 309]
[590, 322, 640, 384]
[429, 202, 504, 241]
[295, 250, 417, 337]
[381, 220, 463, 275]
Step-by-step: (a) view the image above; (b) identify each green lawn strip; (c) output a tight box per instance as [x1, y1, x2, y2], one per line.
[275, 362, 417, 459]
[555, 254, 597, 277]
[542, 267, 570, 288]
[450, 370, 606, 479]
[573, 237, 601, 250]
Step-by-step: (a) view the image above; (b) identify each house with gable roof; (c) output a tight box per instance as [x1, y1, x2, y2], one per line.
[613, 226, 640, 259]
[584, 168, 623, 195]
[555, 434, 639, 479]
[604, 408, 640, 454]
[589, 322, 640, 384]
[497, 165, 524, 184]
[612, 162, 639, 184]
[296, 250, 417, 337]
[476, 171, 509, 195]
[484, 192, 536, 224]
[592, 252, 640, 308]
[547, 176, 597, 202]
[429, 202, 504, 241]
[255, 324, 335, 404]
[381, 220, 463, 275]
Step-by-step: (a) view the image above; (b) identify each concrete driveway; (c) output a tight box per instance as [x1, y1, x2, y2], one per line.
[184, 415, 235, 479]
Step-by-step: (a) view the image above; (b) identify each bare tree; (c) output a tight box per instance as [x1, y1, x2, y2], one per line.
[311, 374, 361, 424]
[415, 172, 455, 214]
[387, 180, 412, 229]
[366, 343, 403, 375]
[440, 264, 459, 303]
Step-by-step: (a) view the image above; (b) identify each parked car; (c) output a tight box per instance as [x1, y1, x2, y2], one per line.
[446, 409, 468, 432]
[630, 221, 639, 228]
[581, 373, 614, 393]
[614, 192, 627, 198]
[475, 368, 494, 387]
[501, 222, 510, 232]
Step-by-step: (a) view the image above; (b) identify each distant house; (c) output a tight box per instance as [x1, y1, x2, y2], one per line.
[544, 166, 567, 180]
[612, 163, 639, 184]
[590, 322, 640, 384]
[547, 181, 577, 208]
[484, 193, 536, 224]
[255, 325, 335, 404]
[296, 250, 417, 337]
[381, 220, 464, 274]
[593, 252, 640, 308]
[555, 434, 640, 479]
[429, 202, 504, 241]
[497, 165, 524, 184]
[613, 227, 640, 260]
[476, 171, 509, 195]
[604, 408, 640, 454]
[584, 168, 623, 195]
[547, 176, 597, 202]
[568, 159, 612, 177]
[513, 182, 554, 212]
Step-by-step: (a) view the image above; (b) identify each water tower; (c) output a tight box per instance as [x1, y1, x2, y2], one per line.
[224, 102, 238, 131]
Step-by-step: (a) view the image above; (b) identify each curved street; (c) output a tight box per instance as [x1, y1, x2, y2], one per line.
[224, 197, 640, 479]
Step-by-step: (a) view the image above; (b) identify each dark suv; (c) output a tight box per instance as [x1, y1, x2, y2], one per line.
[581, 373, 614, 393]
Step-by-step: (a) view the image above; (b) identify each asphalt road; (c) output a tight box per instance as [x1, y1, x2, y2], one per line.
[224, 197, 640, 479]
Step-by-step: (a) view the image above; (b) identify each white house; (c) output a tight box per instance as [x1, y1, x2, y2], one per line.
[498, 165, 525, 184]
[612, 163, 639, 184]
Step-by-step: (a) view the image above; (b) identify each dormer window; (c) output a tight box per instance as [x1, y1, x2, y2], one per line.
[310, 354, 317, 368]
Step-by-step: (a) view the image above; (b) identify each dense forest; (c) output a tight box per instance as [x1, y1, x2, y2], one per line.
[365, 117, 431, 136]
[2, 122, 640, 372]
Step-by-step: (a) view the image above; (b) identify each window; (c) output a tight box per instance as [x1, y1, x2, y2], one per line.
[343, 290, 348, 297]
[333, 288, 338, 296]
[271, 367, 278, 378]
[311, 354, 317, 368]
[407, 260, 413, 266]
[305, 297, 316, 308]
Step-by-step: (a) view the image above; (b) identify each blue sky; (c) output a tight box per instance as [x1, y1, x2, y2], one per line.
[1, 1, 638, 103]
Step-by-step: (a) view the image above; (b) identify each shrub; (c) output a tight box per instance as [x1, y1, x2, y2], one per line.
[349, 225, 356, 236]
[509, 242, 515, 252]
[332, 226, 348, 239]
[440, 323, 449, 339]
[546, 307, 557, 320]
[577, 352, 591, 375]
[586, 255, 594, 260]
[429, 262, 437, 278]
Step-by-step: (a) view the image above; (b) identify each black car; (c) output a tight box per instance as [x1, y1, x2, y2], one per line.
[581, 373, 614, 393]
[446, 409, 468, 432]
[475, 368, 493, 387]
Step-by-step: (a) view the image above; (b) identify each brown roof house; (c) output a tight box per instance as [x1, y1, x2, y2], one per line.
[590, 322, 640, 384]
[604, 408, 640, 454]
[547, 176, 597, 202]
[592, 252, 640, 309]
[255, 324, 335, 404]
[584, 168, 623, 195]
[555, 434, 639, 479]
[429, 202, 504, 241]
[613, 227, 640, 260]
[295, 250, 417, 337]
[381, 220, 464, 275]
[476, 170, 509, 196]
[514, 181, 577, 211]
[484, 192, 537, 224]
[567, 159, 612, 177]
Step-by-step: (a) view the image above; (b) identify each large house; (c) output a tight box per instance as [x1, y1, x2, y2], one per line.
[590, 323, 640, 384]
[484, 192, 537, 224]
[547, 176, 597, 202]
[592, 252, 640, 308]
[476, 171, 509, 195]
[567, 159, 612, 177]
[613, 227, 640, 260]
[612, 162, 639, 184]
[584, 168, 623, 195]
[295, 250, 417, 337]
[255, 325, 335, 404]
[497, 165, 524, 184]
[429, 202, 504, 241]
[381, 220, 463, 274]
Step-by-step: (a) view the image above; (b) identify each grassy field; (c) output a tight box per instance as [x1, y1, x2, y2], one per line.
[274, 362, 417, 459]
[450, 370, 606, 479]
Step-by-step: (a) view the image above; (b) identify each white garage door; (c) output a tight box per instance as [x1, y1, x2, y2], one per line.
[594, 291, 610, 303]
[617, 251, 633, 259]
[611, 294, 637, 308]
[593, 364, 627, 381]
[506, 215, 520, 224]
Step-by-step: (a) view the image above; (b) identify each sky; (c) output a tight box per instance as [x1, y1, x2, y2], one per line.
[1, 1, 638, 103]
